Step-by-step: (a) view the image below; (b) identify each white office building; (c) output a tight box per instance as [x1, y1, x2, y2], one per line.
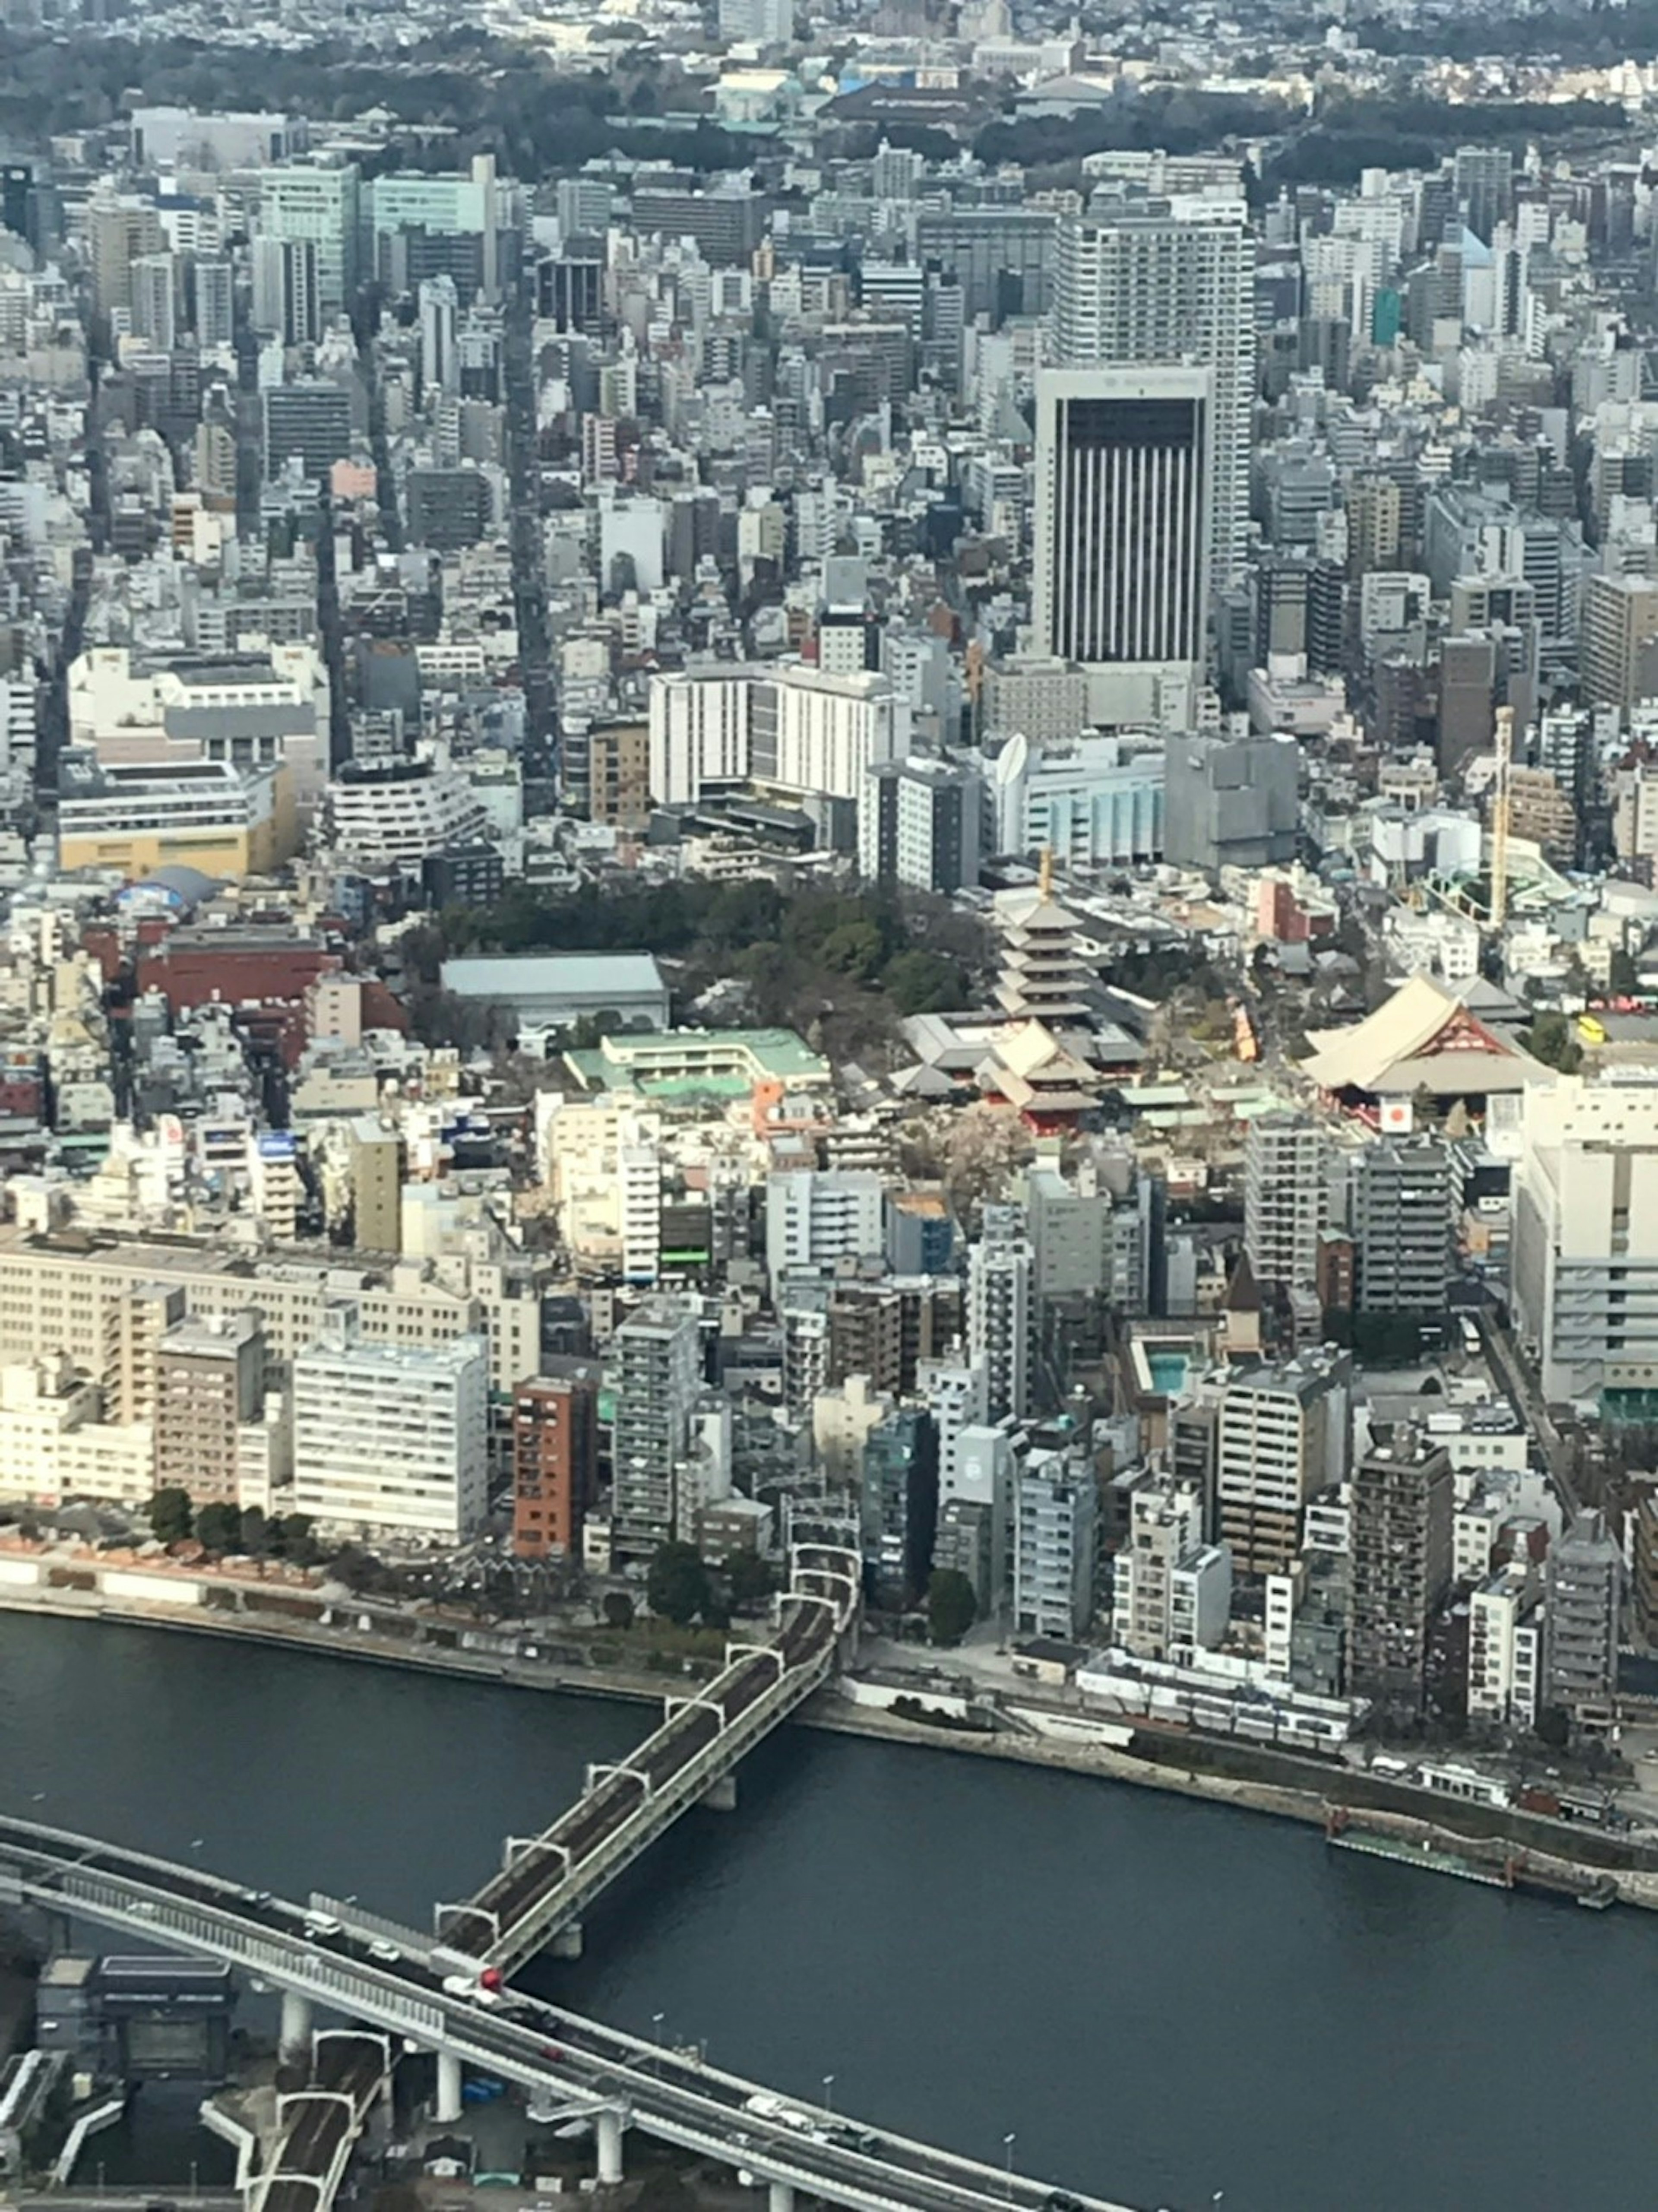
[292, 1303, 487, 1543]
[1512, 1074, 1658, 1401]
[647, 662, 903, 806]
[1244, 1112, 1331, 1295]
[1467, 1564, 1542, 1730]
[765, 1169, 886, 1288]
[991, 730, 1164, 868]
[259, 159, 361, 320]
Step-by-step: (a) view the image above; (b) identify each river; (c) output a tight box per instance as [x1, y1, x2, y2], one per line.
[0, 1611, 1653, 2212]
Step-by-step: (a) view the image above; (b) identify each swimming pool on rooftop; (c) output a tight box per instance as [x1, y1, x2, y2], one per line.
[1146, 1350, 1191, 1397]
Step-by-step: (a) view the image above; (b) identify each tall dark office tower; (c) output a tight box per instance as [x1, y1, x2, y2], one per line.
[1033, 365, 1212, 692]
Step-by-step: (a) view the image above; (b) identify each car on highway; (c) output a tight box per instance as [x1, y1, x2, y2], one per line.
[368, 1939, 401, 1962]
[303, 1911, 342, 1937]
[743, 2092, 814, 2132]
[824, 2125, 879, 2155]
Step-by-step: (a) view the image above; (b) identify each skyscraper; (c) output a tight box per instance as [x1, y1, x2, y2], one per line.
[1053, 201, 1254, 591]
[1033, 365, 1212, 720]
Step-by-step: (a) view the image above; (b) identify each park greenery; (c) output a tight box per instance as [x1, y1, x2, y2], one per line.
[147, 1486, 319, 1563]
[401, 875, 983, 1061]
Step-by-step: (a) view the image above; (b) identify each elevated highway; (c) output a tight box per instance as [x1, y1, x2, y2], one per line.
[254, 2031, 391, 2212]
[0, 1813, 1140, 2212]
[447, 1546, 861, 1971]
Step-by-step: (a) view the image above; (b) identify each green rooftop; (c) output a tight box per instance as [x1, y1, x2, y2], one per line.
[565, 1027, 832, 1096]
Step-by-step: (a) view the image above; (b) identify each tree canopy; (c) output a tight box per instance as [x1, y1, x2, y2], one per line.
[148, 1486, 193, 1546]
[647, 1541, 712, 1627]
[927, 1568, 978, 1648]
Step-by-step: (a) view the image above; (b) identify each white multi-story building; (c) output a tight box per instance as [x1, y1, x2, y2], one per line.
[611, 1296, 702, 1555]
[919, 1356, 991, 1502]
[1033, 364, 1213, 727]
[991, 731, 1164, 869]
[1244, 1113, 1331, 1295]
[0, 1224, 543, 1401]
[764, 1169, 886, 1289]
[858, 755, 982, 893]
[647, 670, 751, 804]
[1116, 1474, 1231, 1661]
[0, 1358, 153, 1508]
[292, 1304, 487, 1542]
[968, 1205, 1032, 1424]
[1209, 1352, 1350, 1580]
[324, 761, 490, 871]
[247, 1132, 302, 1244]
[1468, 1563, 1543, 1730]
[259, 159, 361, 320]
[1512, 1074, 1658, 1400]
[647, 662, 902, 806]
[1014, 1446, 1098, 1639]
[1052, 202, 1253, 589]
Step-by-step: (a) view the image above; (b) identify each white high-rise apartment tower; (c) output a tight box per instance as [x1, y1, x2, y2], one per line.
[1052, 201, 1255, 592]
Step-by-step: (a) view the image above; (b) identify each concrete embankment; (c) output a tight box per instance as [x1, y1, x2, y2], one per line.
[6, 1575, 1658, 1912]
[802, 1696, 1658, 1909]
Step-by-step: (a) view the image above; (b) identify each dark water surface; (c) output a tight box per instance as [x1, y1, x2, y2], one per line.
[1, 1613, 1651, 2212]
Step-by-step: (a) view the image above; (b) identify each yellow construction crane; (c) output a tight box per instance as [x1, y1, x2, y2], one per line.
[1490, 703, 1513, 932]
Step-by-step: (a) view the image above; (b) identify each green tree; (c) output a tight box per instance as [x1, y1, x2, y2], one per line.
[723, 1549, 778, 1614]
[149, 1486, 194, 1545]
[647, 1541, 711, 1627]
[882, 948, 965, 1016]
[276, 1512, 319, 1566]
[817, 920, 884, 980]
[601, 1590, 635, 1630]
[1610, 946, 1641, 996]
[195, 1501, 242, 1553]
[239, 1505, 269, 1558]
[1524, 1008, 1583, 1073]
[927, 1568, 978, 1648]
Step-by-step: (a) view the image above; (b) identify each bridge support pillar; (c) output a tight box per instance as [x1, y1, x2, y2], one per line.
[702, 1771, 737, 1813]
[435, 2050, 464, 2125]
[766, 2182, 794, 2212]
[550, 1921, 583, 1960]
[595, 2106, 625, 2186]
[278, 1990, 313, 2066]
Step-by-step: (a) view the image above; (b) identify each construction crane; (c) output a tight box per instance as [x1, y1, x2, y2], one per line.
[1490, 703, 1514, 932]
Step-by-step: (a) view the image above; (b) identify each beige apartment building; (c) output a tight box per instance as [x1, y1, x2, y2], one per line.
[0, 1226, 544, 1402]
